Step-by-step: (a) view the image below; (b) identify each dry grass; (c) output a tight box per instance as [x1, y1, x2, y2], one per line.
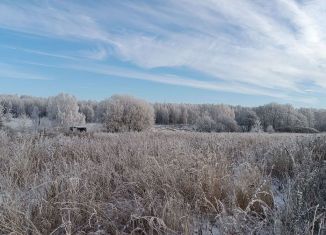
[0, 131, 325, 234]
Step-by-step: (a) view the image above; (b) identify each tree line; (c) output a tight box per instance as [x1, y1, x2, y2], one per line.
[0, 93, 325, 133]
[154, 103, 325, 133]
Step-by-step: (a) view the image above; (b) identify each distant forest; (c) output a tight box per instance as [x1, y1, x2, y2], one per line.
[0, 93, 325, 133]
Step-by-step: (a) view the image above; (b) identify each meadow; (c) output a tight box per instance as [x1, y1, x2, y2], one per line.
[0, 130, 325, 234]
[3, 0, 326, 234]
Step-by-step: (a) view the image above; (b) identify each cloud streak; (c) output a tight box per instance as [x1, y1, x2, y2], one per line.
[0, 63, 51, 81]
[0, 0, 325, 104]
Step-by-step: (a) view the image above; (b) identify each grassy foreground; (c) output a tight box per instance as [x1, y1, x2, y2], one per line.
[0, 131, 325, 234]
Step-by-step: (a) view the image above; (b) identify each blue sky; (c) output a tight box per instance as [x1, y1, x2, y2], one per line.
[1, 0, 326, 107]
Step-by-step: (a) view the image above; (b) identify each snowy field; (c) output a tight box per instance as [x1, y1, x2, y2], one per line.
[0, 130, 325, 234]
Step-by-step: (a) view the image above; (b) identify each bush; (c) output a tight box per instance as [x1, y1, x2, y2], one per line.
[266, 125, 275, 133]
[195, 114, 215, 132]
[250, 119, 263, 132]
[47, 93, 85, 127]
[99, 95, 154, 132]
[217, 115, 240, 132]
[195, 114, 239, 132]
[235, 108, 259, 131]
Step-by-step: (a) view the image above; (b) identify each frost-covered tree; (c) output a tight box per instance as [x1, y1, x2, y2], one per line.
[187, 105, 200, 125]
[314, 109, 326, 131]
[154, 104, 170, 124]
[250, 119, 263, 132]
[179, 105, 188, 124]
[154, 103, 239, 132]
[99, 95, 154, 132]
[255, 103, 284, 129]
[0, 95, 47, 119]
[266, 125, 275, 133]
[195, 113, 215, 132]
[22, 95, 47, 118]
[168, 105, 182, 124]
[47, 93, 85, 127]
[215, 115, 239, 132]
[204, 104, 238, 132]
[154, 103, 197, 125]
[298, 108, 315, 128]
[31, 106, 40, 130]
[282, 104, 308, 128]
[255, 103, 308, 130]
[0, 104, 4, 129]
[235, 108, 260, 132]
[79, 101, 96, 123]
[0, 95, 24, 117]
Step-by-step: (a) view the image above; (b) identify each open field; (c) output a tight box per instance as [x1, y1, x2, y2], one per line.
[3, 0, 326, 234]
[0, 131, 325, 234]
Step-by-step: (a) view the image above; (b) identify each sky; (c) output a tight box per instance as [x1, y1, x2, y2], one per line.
[1, 0, 326, 107]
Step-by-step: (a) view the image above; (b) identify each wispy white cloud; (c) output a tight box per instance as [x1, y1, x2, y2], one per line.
[0, 1, 112, 43]
[0, 63, 51, 80]
[0, 0, 325, 104]
[79, 46, 108, 60]
[68, 63, 290, 98]
[1, 45, 79, 60]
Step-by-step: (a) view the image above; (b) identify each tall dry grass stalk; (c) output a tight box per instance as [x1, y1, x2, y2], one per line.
[0, 131, 325, 234]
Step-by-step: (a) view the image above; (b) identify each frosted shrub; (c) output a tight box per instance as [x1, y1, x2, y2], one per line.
[195, 114, 215, 132]
[235, 108, 259, 131]
[99, 95, 154, 132]
[47, 93, 85, 127]
[217, 115, 239, 132]
[196, 114, 239, 132]
[250, 119, 263, 132]
[266, 125, 275, 133]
